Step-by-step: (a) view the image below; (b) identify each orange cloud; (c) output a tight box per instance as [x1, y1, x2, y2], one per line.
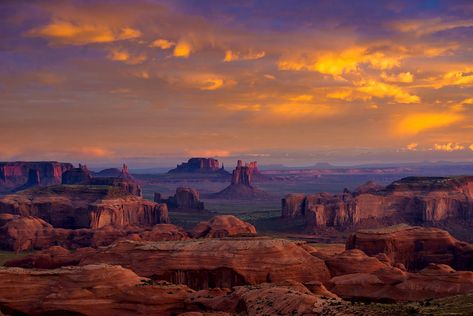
[356, 80, 420, 103]
[150, 38, 174, 49]
[270, 103, 337, 119]
[396, 112, 463, 135]
[187, 149, 230, 157]
[392, 18, 473, 36]
[406, 143, 418, 150]
[107, 48, 146, 64]
[27, 21, 141, 45]
[381, 72, 414, 83]
[200, 78, 224, 91]
[219, 104, 262, 112]
[78, 147, 112, 157]
[224, 50, 266, 62]
[173, 40, 192, 58]
[430, 69, 473, 89]
[433, 143, 465, 152]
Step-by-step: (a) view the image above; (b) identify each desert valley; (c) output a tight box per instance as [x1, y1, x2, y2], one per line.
[2, 0, 473, 315]
[1, 159, 473, 315]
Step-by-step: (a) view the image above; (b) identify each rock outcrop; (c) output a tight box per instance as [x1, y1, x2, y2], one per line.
[346, 225, 473, 271]
[169, 158, 229, 175]
[0, 161, 73, 192]
[328, 263, 473, 302]
[209, 161, 270, 200]
[0, 264, 194, 316]
[191, 215, 257, 238]
[0, 185, 168, 229]
[77, 238, 331, 289]
[282, 176, 473, 229]
[62, 163, 142, 196]
[324, 249, 389, 276]
[156, 187, 205, 211]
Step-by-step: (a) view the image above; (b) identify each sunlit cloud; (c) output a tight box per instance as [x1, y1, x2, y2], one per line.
[187, 149, 231, 157]
[270, 103, 337, 119]
[470, 144, 473, 152]
[200, 78, 224, 91]
[396, 112, 463, 135]
[356, 80, 420, 103]
[406, 143, 418, 151]
[173, 40, 192, 58]
[150, 38, 174, 49]
[391, 18, 473, 36]
[107, 48, 146, 64]
[77, 147, 113, 157]
[433, 143, 465, 152]
[289, 95, 313, 102]
[27, 21, 141, 45]
[381, 72, 414, 83]
[219, 104, 261, 112]
[429, 69, 473, 89]
[224, 50, 266, 62]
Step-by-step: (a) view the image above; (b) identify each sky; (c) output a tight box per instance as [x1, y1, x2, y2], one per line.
[1, 0, 473, 167]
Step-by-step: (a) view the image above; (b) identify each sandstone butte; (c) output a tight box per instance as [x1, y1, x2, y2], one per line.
[74, 237, 331, 290]
[0, 185, 169, 229]
[191, 215, 257, 238]
[281, 176, 473, 229]
[346, 225, 473, 271]
[156, 187, 205, 211]
[209, 160, 270, 200]
[168, 157, 229, 175]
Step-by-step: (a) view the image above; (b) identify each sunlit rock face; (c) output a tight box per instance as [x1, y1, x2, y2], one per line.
[282, 176, 473, 228]
[191, 215, 256, 238]
[0, 185, 168, 229]
[346, 225, 473, 271]
[156, 187, 205, 211]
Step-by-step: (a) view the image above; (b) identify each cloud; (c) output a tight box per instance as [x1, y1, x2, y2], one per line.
[224, 50, 266, 62]
[187, 149, 230, 157]
[219, 104, 261, 112]
[269, 103, 337, 119]
[200, 78, 224, 91]
[150, 38, 174, 49]
[173, 40, 192, 58]
[289, 95, 313, 102]
[27, 21, 141, 45]
[396, 112, 463, 135]
[434, 143, 465, 152]
[391, 18, 473, 36]
[406, 143, 418, 150]
[356, 80, 420, 104]
[278, 47, 402, 78]
[430, 69, 473, 89]
[470, 145, 473, 152]
[107, 48, 146, 64]
[77, 146, 113, 157]
[381, 72, 414, 83]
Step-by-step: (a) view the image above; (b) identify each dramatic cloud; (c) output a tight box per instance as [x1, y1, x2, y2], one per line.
[396, 113, 463, 136]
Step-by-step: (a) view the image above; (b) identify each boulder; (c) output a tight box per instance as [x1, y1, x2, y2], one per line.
[191, 215, 256, 238]
[346, 225, 473, 271]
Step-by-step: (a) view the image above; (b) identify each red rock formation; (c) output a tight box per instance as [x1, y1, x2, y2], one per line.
[0, 264, 194, 316]
[328, 263, 473, 302]
[191, 215, 256, 238]
[346, 225, 473, 271]
[0, 185, 168, 229]
[210, 161, 270, 200]
[158, 187, 205, 211]
[61, 164, 92, 184]
[282, 176, 473, 229]
[78, 238, 331, 289]
[325, 249, 389, 276]
[168, 158, 229, 175]
[0, 161, 73, 192]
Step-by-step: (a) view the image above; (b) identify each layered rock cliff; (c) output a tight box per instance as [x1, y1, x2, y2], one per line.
[282, 176, 473, 229]
[168, 157, 230, 175]
[0, 161, 73, 192]
[0, 185, 168, 229]
[156, 187, 205, 211]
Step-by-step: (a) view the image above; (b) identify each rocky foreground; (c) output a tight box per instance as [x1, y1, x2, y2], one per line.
[1, 222, 473, 315]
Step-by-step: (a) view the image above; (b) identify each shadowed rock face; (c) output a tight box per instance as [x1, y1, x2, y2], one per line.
[168, 158, 229, 175]
[282, 176, 473, 229]
[0, 185, 168, 229]
[191, 215, 256, 238]
[346, 225, 473, 271]
[0, 161, 73, 192]
[156, 187, 205, 211]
